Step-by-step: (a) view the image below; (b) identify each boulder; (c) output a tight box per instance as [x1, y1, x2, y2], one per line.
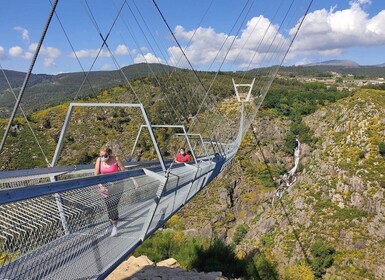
[156, 258, 179, 268]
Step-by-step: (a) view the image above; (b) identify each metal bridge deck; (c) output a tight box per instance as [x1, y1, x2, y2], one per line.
[0, 158, 226, 279]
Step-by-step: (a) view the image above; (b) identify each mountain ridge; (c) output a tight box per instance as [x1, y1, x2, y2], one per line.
[2, 60, 385, 119]
[305, 59, 360, 67]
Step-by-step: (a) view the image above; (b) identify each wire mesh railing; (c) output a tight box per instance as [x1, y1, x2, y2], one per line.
[0, 146, 234, 279]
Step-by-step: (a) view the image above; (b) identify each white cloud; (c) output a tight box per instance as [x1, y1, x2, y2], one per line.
[289, 0, 385, 59]
[0, 46, 5, 59]
[40, 46, 61, 67]
[101, 63, 112, 70]
[71, 48, 111, 58]
[162, 0, 385, 68]
[13, 26, 30, 42]
[115, 44, 129, 56]
[167, 17, 287, 69]
[71, 45, 132, 60]
[9, 46, 25, 58]
[8, 43, 60, 66]
[134, 52, 163, 64]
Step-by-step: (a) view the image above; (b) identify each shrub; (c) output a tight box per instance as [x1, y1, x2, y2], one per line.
[165, 214, 185, 230]
[310, 241, 336, 278]
[333, 207, 368, 220]
[253, 252, 279, 280]
[134, 230, 205, 268]
[379, 142, 385, 157]
[283, 263, 314, 280]
[233, 224, 249, 245]
[192, 239, 246, 278]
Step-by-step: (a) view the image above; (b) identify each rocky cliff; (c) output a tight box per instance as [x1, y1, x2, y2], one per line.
[180, 89, 385, 279]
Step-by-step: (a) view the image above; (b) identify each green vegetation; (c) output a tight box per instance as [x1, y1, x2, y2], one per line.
[283, 263, 314, 280]
[134, 230, 202, 268]
[233, 224, 249, 245]
[263, 80, 350, 154]
[332, 207, 368, 220]
[252, 251, 279, 280]
[310, 241, 336, 278]
[284, 118, 315, 154]
[263, 81, 350, 118]
[379, 142, 385, 157]
[134, 230, 268, 279]
[192, 238, 246, 278]
[314, 199, 334, 212]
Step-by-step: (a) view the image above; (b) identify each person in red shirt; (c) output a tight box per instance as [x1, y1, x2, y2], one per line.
[175, 147, 190, 163]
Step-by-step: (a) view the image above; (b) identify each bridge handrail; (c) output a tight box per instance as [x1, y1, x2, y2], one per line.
[0, 159, 165, 180]
[0, 155, 221, 205]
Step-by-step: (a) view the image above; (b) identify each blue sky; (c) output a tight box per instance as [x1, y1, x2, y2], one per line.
[1, 0, 385, 74]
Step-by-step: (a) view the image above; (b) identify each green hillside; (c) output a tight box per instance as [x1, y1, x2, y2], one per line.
[2, 62, 385, 119]
[0, 70, 239, 170]
[0, 63, 179, 118]
[1, 68, 384, 279]
[179, 88, 385, 279]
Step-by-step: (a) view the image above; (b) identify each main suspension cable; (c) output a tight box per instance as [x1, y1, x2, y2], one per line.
[49, 0, 99, 100]
[0, 64, 50, 166]
[0, 0, 59, 154]
[152, 0, 234, 135]
[79, 0, 142, 104]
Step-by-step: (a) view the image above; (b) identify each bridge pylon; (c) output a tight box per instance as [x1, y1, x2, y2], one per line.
[232, 78, 255, 102]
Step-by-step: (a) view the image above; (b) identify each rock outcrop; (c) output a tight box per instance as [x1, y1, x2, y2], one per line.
[180, 89, 385, 279]
[106, 256, 226, 280]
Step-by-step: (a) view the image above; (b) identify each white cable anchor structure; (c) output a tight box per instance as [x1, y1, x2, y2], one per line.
[232, 78, 256, 102]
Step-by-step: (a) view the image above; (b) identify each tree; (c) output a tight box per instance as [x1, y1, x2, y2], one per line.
[379, 142, 385, 157]
[310, 241, 336, 278]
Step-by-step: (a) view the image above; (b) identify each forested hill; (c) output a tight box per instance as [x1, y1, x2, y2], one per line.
[248, 64, 385, 77]
[0, 63, 179, 118]
[0, 70, 352, 171]
[2, 61, 385, 118]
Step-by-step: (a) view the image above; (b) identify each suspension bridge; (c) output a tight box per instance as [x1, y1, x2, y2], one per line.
[0, 0, 313, 278]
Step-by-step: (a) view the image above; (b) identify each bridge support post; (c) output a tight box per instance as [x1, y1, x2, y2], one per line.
[50, 175, 70, 235]
[182, 163, 200, 204]
[139, 168, 169, 241]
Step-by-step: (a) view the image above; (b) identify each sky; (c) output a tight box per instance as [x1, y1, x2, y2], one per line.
[0, 0, 385, 74]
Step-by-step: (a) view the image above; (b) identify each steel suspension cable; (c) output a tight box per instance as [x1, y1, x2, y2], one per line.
[189, 0, 255, 132]
[78, 0, 142, 104]
[238, 0, 285, 83]
[180, 0, 256, 144]
[147, 0, 214, 79]
[0, 64, 50, 166]
[244, 0, 315, 131]
[152, 0, 236, 137]
[0, 0, 59, 154]
[241, 0, 298, 131]
[129, 0, 209, 121]
[134, 0, 216, 124]
[247, 0, 297, 100]
[121, 1, 186, 123]
[186, 0, 254, 106]
[185, 0, 257, 144]
[49, 0, 99, 100]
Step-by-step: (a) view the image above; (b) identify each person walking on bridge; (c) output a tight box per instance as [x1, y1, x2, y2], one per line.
[175, 147, 191, 163]
[95, 145, 125, 237]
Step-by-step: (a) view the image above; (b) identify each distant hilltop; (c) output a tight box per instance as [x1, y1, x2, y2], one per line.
[305, 59, 360, 67]
[305, 59, 385, 67]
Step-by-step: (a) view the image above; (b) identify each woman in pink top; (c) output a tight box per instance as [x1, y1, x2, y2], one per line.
[95, 145, 125, 237]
